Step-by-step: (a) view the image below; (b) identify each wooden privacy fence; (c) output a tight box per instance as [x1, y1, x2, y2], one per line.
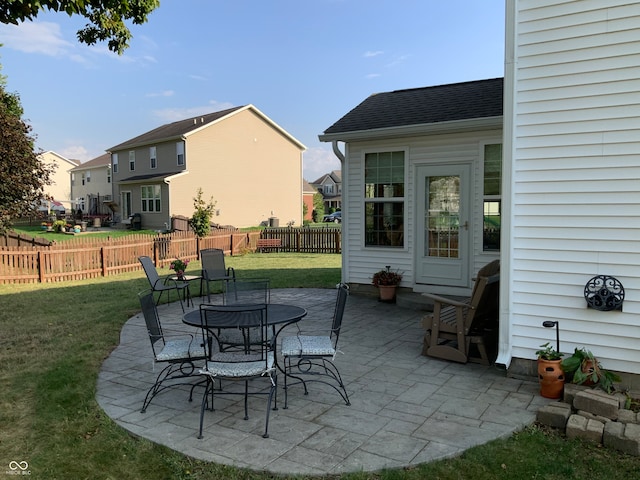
[0, 227, 340, 284]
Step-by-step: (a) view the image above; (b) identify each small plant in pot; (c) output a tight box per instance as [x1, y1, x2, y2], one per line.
[372, 266, 403, 303]
[536, 343, 565, 399]
[561, 347, 621, 394]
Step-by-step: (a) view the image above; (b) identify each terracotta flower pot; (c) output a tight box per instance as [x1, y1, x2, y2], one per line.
[538, 358, 565, 399]
[377, 285, 397, 303]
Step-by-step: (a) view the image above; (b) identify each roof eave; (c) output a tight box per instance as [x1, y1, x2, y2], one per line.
[319, 116, 503, 143]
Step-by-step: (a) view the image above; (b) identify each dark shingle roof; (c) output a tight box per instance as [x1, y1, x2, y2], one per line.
[109, 106, 245, 151]
[322, 78, 503, 136]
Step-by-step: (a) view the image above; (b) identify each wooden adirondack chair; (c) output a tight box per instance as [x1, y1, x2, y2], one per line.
[420, 260, 500, 365]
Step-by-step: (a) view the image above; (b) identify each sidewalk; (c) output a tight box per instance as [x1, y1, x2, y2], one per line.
[96, 288, 548, 476]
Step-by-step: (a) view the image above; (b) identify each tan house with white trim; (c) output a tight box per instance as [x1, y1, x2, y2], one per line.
[108, 105, 306, 230]
[38, 151, 80, 212]
[70, 153, 113, 216]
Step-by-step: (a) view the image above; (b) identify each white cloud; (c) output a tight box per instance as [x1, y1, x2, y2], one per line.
[366, 73, 381, 79]
[146, 90, 175, 98]
[153, 100, 236, 122]
[364, 50, 384, 58]
[0, 21, 75, 57]
[386, 54, 411, 68]
[59, 145, 91, 162]
[303, 146, 341, 182]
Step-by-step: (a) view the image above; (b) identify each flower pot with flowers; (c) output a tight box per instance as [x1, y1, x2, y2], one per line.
[372, 266, 403, 303]
[170, 258, 189, 280]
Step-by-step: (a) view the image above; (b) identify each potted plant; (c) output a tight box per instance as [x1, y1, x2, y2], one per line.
[52, 219, 67, 233]
[372, 266, 403, 303]
[169, 258, 189, 280]
[536, 342, 565, 399]
[561, 347, 621, 394]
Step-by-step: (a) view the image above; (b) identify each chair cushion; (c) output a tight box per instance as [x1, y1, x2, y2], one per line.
[200, 352, 274, 378]
[281, 335, 335, 356]
[156, 338, 203, 361]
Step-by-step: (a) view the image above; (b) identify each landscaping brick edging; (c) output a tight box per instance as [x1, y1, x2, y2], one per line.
[537, 384, 640, 456]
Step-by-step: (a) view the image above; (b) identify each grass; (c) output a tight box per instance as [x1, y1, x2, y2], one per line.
[1, 252, 639, 479]
[12, 224, 160, 242]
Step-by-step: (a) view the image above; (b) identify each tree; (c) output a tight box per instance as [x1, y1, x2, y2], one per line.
[0, 0, 160, 54]
[189, 188, 216, 238]
[0, 82, 53, 233]
[311, 192, 324, 223]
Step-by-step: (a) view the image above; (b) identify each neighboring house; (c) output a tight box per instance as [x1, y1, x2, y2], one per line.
[69, 153, 113, 216]
[320, 0, 640, 379]
[38, 151, 80, 212]
[302, 179, 317, 222]
[311, 170, 342, 211]
[108, 105, 306, 230]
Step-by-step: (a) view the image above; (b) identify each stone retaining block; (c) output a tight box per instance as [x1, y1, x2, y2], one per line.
[566, 414, 604, 443]
[604, 422, 640, 456]
[573, 389, 619, 420]
[537, 402, 571, 429]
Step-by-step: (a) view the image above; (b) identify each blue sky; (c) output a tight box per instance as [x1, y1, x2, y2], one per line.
[0, 0, 505, 181]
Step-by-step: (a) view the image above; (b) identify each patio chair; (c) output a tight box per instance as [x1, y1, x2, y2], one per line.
[200, 248, 235, 302]
[197, 303, 277, 439]
[218, 279, 271, 350]
[281, 283, 350, 408]
[420, 259, 500, 365]
[139, 255, 190, 313]
[139, 290, 206, 413]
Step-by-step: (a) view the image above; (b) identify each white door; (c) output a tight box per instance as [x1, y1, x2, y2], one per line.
[416, 163, 471, 287]
[121, 191, 132, 219]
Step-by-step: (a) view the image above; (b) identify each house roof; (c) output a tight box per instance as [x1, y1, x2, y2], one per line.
[320, 77, 503, 139]
[70, 153, 110, 171]
[118, 171, 183, 183]
[311, 170, 342, 185]
[302, 179, 317, 194]
[108, 104, 306, 152]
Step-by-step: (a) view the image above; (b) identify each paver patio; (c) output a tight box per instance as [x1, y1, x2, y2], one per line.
[97, 288, 548, 475]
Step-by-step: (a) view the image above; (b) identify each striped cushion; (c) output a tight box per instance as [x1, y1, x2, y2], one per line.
[281, 335, 335, 356]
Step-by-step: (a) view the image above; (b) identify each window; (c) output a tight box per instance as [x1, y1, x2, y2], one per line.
[325, 184, 334, 195]
[112, 153, 118, 173]
[141, 185, 161, 212]
[71, 173, 75, 186]
[81, 173, 86, 186]
[364, 151, 405, 247]
[483, 143, 502, 251]
[150, 146, 157, 169]
[129, 151, 135, 171]
[86, 171, 91, 183]
[176, 141, 185, 166]
[107, 166, 111, 184]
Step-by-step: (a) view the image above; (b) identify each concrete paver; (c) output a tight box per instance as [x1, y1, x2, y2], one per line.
[96, 288, 543, 475]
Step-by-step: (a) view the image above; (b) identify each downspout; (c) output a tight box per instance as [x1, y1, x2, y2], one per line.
[332, 140, 345, 163]
[331, 141, 347, 284]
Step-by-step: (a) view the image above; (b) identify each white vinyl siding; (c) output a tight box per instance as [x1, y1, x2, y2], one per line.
[506, 1, 640, 374]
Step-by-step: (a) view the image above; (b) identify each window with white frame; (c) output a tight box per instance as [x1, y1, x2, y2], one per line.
[150, 146, 157, 169]
[86, 171, 91, 183]
[483, 143, 502, 251]
[71, 173, 76, 186]
[176, 141, 185, 166]
[112, 153, 118, 173]
[141, 185, 161, 212]
[107, 166, 111, 183]
[81, 173, 86, 186]
[364, 151, 405, 247]
[129, 151, 135, 171]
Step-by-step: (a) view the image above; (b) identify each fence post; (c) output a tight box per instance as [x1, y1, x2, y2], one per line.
[38, 250, 45, 283]
[101, 246, 107, 277]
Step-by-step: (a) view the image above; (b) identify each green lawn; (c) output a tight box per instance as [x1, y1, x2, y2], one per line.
[0, 252, 638, 479]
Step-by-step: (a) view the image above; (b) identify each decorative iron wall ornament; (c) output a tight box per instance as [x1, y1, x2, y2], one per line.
[584, 275, 624, 311]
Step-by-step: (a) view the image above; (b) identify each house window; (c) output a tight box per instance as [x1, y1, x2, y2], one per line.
[364, 151, 405, 247]
[325, 185, 334, 195]
[150, 146, 157, 169]
[483, 143, 502, 251]
[86, 171, 91, 183]
[141, 185, 161, 212]
[81, 173, 86, 186]
[176, 141, 185, 166]
[107, 166, 111, 184]
[112, 153, 118, 173]
[71, 173, 75, 186]
[129, 151, 135, 171]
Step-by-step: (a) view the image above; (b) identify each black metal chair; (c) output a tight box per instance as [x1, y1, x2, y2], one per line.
[139, 255, 190, 312]
[200, 248, 235, 302]
[219, 279, 271, 351]
[138, 290, 206, 413]
[281, 283, 350, 408]
[198, 303, 277, 439]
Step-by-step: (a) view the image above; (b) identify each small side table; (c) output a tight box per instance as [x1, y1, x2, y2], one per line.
[168, 274, 203, 307]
